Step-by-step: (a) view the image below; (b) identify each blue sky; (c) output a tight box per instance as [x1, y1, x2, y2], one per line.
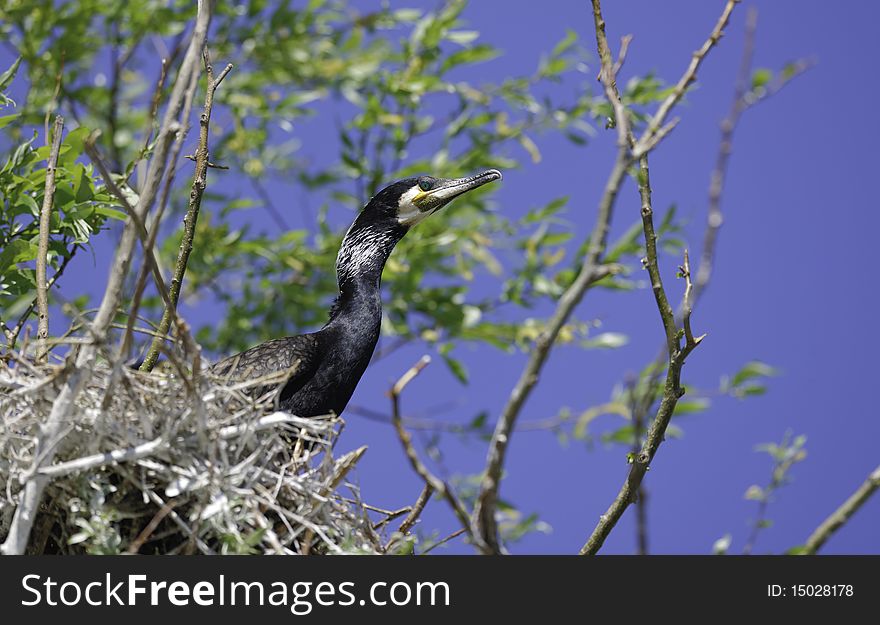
[4, 0, 879, 554]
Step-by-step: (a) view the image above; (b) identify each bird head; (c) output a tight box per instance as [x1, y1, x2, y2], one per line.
[336, 169, 502, 290]
[365, 169, 503, 230]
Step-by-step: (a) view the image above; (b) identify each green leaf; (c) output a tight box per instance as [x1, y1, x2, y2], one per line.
[751, 68, 772, 91]
[731, 361, 777, 388]
[583, 332, 628, 349]
[441, 354, 469, 385]
[551, 30, 578, 58]
[0, 57, 21, 92]
[446, 30, 479, 45]
[2, 132, 36, 173]
[16, 193, 40, 216]
[0, 239, 38, 271]
[712, 534, 732, 555]
[0, 113, 20, 129]
[94, 205, 127, 221]
[672, 397, 710, 416]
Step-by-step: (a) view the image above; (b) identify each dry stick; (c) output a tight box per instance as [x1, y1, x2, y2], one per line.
[390, 356, 491, 554]
[802, 465, 880, 555]
[126, 501, 177, 554]
[141, 48, 232, 372]
[34, 115, 65, 363]
[0, 2, 212, 556]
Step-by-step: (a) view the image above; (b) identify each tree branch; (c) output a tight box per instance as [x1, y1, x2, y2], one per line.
[384, 484, 434, 552]
[3, 246, 77, 353]
[141, 47, 232, 372]
[694, 9, 812, 303]
[120, 61, 201, 364]
[473, 0, 664, 553]
[802, 465, 880, 555]
[633, 0, 740, 157]
[390, 356, 491, 554]
[578, 0, 734, 555]
[34, 115, 64, 363]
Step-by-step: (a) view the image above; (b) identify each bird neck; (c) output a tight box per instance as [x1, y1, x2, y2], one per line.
[328, 221, 404, 326]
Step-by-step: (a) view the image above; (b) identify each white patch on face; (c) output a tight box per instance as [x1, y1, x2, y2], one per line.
[336, 224, 396, 285]
[397, 185, 431, 227]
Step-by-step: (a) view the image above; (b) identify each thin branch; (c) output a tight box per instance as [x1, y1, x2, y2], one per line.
[141, 47, 233, 372]
[389, 356, 490, 554]
[419, 528, 467, 555]
[802, 465, 880, 555]
[1, 1, 212, 556]
[3, 249, 75, 353]
[633, 0, 741, 157]
[581, 250, 704, 556]
[251, 176, 291, 230]
[42, 55, 64, 148]
[396, 485, 434, 537]
[602, 8, 809, 554]
[34, 115, 65, 363]
[579, 0, 729, 555]
[84, 139, 176, 316]
[119, 60, 201, 364]
[626, 378, 649, 555]
[694, 10, 811, 303]
[471, 0, 648, 554]
[383, 484, 434, 551]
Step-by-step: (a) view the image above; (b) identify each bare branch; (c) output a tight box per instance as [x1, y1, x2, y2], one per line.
[119, 61, 201, 364]
[420, 528, 467, 555]
[384, 484, 434, 552]
[390, 356, 490, 554]
[634, 0, 740, 155]
[34, 115, 64, 363]
[578, 0, 732, 555]
[802, 465, 880, 555]
[695, 8, 811, 303]
[473, 0, 644, 552]
[141, 47, 233, 372]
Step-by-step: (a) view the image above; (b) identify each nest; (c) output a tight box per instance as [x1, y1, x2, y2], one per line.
[0, 352, 384, 555]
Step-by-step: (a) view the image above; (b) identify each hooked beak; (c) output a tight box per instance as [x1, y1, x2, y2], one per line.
[416, 169, 503, 212]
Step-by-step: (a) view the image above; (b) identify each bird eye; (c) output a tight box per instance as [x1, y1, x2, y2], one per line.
[418, 178, 432, 192]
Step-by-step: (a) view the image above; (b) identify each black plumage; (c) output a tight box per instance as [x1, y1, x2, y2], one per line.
[211, 169, 502, 418]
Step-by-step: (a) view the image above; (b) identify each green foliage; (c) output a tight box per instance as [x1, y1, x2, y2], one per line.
[0, 54, 123, 334]
[722, 360, 778, 398]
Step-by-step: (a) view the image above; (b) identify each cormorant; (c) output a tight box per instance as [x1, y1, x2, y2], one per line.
[211, 169, 502, 418]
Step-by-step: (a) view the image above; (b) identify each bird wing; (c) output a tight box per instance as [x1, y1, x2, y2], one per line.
[210, 334, 322, 400]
